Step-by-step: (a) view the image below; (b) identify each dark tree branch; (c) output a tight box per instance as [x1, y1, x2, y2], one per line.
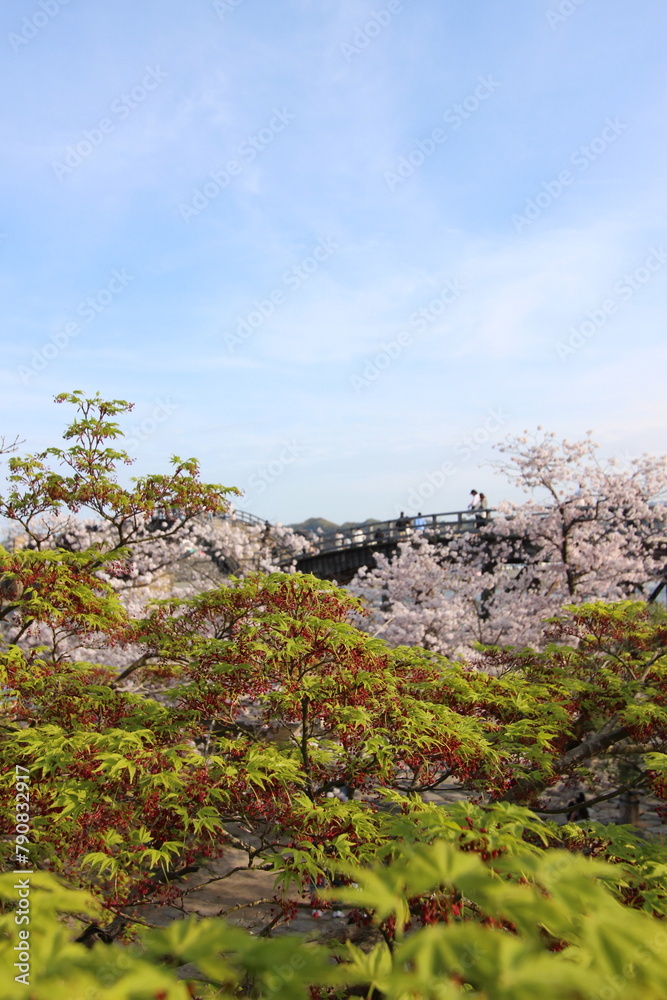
[533, 773, 649, 815]
[110, 652, 151, 688]
[300, 695, 314, 800]
[499, 719, 630, 803]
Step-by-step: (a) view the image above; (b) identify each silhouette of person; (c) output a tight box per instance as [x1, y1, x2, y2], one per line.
[475, 493, 489, 528]
[566, 792, 589, 823]
[395, 511, 410, 536]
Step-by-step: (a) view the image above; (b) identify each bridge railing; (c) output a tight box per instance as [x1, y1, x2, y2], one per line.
[211, 507, 496, 562]
[222, 507, 268, 528]
[210, 508, 314, 567]
[298, 509, 496, 557]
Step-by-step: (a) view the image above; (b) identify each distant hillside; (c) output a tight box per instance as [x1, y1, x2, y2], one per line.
[340, 518, 382, 529]
[289, 517, 381, 536]
[288, 517, 339, 535]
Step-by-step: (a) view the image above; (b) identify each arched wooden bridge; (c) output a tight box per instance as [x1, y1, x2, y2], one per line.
[219, 505, 667, 591]
[278, 509, 496, 584]
[204, 507, 493, 583]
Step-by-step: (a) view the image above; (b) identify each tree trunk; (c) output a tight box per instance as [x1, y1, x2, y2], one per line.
[618, 789, 641, 826]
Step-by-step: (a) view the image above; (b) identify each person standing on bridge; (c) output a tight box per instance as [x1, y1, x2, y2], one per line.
[395, 511, 411, 537]
[467, 490, 480, 523]
[475, 493, 490, 528]
[414, 512, 427, 533]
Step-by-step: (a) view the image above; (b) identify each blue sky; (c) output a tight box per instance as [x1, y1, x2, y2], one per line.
[1, 0, 665, 524]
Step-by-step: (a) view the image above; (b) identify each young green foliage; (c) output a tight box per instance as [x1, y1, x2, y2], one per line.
[1, 393, 667, 960]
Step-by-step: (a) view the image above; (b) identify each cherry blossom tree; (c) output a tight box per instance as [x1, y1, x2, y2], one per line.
[351, 430, 667, 655]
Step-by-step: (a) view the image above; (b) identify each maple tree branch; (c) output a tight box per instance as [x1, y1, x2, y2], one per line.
[110, 652, 151, 687]
[300, 695, 314, 800]
[500, 719, 630, 803]
[214, 896, 275, 918]
[533, 773, 649, 814]
[181, 860, 272, 897]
